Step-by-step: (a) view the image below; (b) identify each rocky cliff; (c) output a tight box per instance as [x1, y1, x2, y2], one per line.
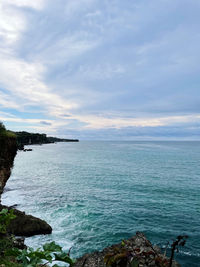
[0, 130, 52, 236]
[74, 232, 180, 267]
[0, 134, 17, 196]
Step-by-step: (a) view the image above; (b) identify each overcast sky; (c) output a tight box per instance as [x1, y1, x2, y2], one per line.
[0, 0, 200, 140]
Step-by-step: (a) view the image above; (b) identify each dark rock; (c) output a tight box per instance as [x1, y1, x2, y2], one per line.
[0, 130, 52, 237]
[17, 144, 24, 151]
[74, 232, 180, 267]
[0, 136, 17, 197]
[13, 237, 26, 249]
[0, 205, 52, 237]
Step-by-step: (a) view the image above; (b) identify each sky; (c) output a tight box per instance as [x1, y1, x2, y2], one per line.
[0, 0, 200, 140]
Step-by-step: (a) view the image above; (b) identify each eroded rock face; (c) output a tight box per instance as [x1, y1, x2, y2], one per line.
[0, 134, 52, 237]
[0, 205, 52, 237]
[74, 232, 180, 267]
[0, 136, 17, 197]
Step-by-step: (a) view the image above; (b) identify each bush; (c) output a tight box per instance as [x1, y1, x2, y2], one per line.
[0, 122, 6, 133]
[0, 209, 75, 267]
[0, 122, 16, 139]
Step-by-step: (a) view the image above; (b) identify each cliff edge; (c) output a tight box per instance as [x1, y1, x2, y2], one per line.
[0, 123, 52, 236]
[74, 232, 180, 267]
[0, 133, 17, 196]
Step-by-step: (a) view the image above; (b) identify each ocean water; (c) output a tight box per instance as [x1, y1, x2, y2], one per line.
[2, 141, 200, 266]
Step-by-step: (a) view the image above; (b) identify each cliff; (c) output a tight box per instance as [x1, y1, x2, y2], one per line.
[15, 131, 79, 148]
[74, 232, 180, 267]
[0, 133, 17, 196]
[0, 124, 52, 236]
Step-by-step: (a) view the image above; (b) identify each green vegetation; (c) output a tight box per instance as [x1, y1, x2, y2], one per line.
[6, 241, 75, 267]
[0, 122, 6, 132]
[0, 122, 16, 139]
[0, 209, 16, 235]
[15, 131, 48, 146]
[0, 122, 78, 147]
[0, 209, 75, 267]
[15, 131, 79, 146]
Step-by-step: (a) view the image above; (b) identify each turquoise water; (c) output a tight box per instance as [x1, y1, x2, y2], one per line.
[2, 141, 200, 266]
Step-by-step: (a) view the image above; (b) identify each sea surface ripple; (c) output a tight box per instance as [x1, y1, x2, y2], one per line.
[2, 141, 200, 266]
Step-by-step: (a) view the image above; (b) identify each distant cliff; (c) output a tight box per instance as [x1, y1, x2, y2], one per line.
[14, 131, 79, 148]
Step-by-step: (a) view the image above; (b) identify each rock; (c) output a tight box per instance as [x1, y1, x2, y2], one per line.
[74, 232, 180, 267]
[0, 131, 52, 237]
[13, 237, 26, 249]
[0, 135, 17, 198]
[0, 205, 52, 237]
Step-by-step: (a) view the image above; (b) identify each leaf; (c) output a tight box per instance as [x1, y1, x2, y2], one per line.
[43, 241, 62, 252]
[121, 240, 125, 247]
[28, 250, 52, 262]
[5, 248, 21, 257]
[54, 252, 75, 265]
[0, 208, 8, 215]
[130, 258, 139, 267]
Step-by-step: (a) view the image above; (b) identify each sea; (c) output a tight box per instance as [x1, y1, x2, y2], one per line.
[2, 141, 200, 266]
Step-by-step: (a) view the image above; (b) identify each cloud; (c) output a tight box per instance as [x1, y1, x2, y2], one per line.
[0, 0, 200, 139]
[40, 121, 52, 126]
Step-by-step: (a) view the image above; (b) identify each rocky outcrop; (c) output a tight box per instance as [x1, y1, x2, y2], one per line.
[0, 135, 17, 196]
[74, 232, 180, 267]
[0, 131, 52, 237]
[0, 205, 52, 237]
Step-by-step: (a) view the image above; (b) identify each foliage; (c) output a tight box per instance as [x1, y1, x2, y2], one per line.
[0, 122, 16, 139]
[0, 209, 16, 235]
[0, 256, 22, 267]
[0, 209, 18, 266]
[0, 122, 6, 132]
[15, 131, 78, 146]
[6, 241, 75, 267]
[15, 131, 47, 146]
[0, 209, 75, 266]
[0, 235, 16, 254]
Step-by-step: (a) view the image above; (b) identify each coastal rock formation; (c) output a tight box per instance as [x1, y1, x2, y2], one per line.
[74, 232, 180, 267]
[0, 129, 52, 236]
[0, 135, 17, 196]
[0, 205, 52, 237]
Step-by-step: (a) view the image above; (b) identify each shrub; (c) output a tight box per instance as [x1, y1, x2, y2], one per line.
[0, 209, 75, 267]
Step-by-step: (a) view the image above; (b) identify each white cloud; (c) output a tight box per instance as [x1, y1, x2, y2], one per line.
[0, 0, 78, 117]
[0, 54, 78, 112]
[0, 91, 21, 109]
[0, 2, 25, 45]
[72, 114, 200, 130]
[0, 0, 200, 139]
[2, 0, 45, 10]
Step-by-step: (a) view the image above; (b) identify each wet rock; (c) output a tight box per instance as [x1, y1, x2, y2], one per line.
[0, 205, 52, 237]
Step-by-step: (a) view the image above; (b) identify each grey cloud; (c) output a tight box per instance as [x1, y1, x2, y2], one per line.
[60, 114, 71, 118]
[40, 121, 52, 126]
[55, 124, 200, 141]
